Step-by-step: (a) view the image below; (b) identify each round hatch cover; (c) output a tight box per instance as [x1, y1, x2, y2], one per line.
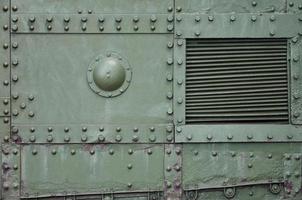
[87, 52, 132, 97]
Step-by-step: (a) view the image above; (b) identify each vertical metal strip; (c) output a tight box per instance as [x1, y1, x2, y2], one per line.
[164, 144, 182, 200]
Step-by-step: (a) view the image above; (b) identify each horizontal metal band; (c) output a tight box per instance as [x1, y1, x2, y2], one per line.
[11, 14, 174, 33]
[175, 124, 302, 142]
[10, 124, 174, 144]
[174, 13, 302, 38]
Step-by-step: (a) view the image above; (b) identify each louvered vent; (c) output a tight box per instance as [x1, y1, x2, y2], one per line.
[185, 38, 289, 124]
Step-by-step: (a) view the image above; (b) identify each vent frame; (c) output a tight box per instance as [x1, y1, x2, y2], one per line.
[185, 38, 290, 124]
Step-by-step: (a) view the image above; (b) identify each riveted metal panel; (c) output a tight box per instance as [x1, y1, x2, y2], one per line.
[11, 34, 173, 125]
[20, 144, 164, 198]
[175, 125, 302, 143]
[11, 14, 174, 34]
[182, 143, 302, 199]
[291, 37, 302, 124]
[11, 0, 174, 14]
[287, 0, 302, 13]
[0, 2, 10, 97]
[13, 124, 174, 144]
[175, 0, 287, 14]
[175, 13, 301, 39]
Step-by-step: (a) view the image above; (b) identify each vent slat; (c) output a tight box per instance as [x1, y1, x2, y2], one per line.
[185, 38, 289, 124]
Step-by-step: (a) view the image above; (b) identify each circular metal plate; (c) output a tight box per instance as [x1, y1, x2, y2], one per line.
[87, 51, 132, 98]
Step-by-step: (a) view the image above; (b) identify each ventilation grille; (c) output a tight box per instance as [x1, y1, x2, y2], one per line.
[185, 38, 289, 124]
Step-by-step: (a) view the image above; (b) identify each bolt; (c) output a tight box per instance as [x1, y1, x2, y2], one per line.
[207, 134, 213, 141]
[230, 15, 236, 22]
[186, 134, 192, 141]
[12, 25, 18, 31]
[64, 17, 70, 23]
[133, 16, 139, 22]
[98, 135, 105, 142]
[81, 135, 87, 142]
[287, 135, 293, 139]
[116, 127, 121, 132]
[212, 151, 218, 157]
[176, 16, 182, 22]
[98, 16, 105, 23]
[251, 15, 257, 22]
[167, 15, 174, 22]
[268, 154, 273, 159]
[3, 62, 9, 68]
[64, 135, 70, 142]
[132, 135, 139, 142]
[3, 24, 8, 30]
[30, 127, 35, 132]
[147, 149, 152, 155]
[150, 15, 157, 22]
[88, 9, 93, 14]
[115, 16, 122, 23]
[252, 1, 257, 6]
[176, 6, 182, 12]
[248, 163, 253, 168]
[208, 15, 214, 21]
[20, 103, 26, 109]
[149, 135, 156, 142]
[13, 164, 18, 170]
[289, 2, 294, 7]
[167, 6, 173, 12]
[195, 16, 201, 22]
[51, 149, 57, 155]
[267, 135, 273, 140]
[109, 149, 114, 155]
[195, 31, 200, 36]
[71, 149, 76, 155]
[90, 149, 95, 155]
[64, 26, 69, 31]
[29, 135, 36, 142]
[47, 135, 53, 142]
[270, 15, 276, 22]
[227, 134, 233, 140]
[2, 5, 8, 12]
[32, 149, 38, 155]
[115, 135, 122, 142]
[247, 134, 253, 140]
[127, 183, 132, 188]
[166, 166, 172, 171]
[12, 16, 18, 22]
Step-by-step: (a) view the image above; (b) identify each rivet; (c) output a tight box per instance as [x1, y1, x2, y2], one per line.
[227, 134, 233, 140]
[212, 151, 217, 157]
[292, 37, 298, 43]
[81, 135, 87, 142]
[285, 154, 291, 160]
[78, 9, 83, 14]
[64, 17, 70, 23]
[3, 135, 9, 142]
[195, 16, 201, 22]
[3, 62, 9, 68]
[133, 16, 139, 22]
[247, 134, 253, 140]
[116, 127, 121, 132]
[12, 109, 19, 116]
[51, 149, 57, 155]
[46, 16, 53, 22]
[150, 25, 155, 31]
[81, 17, 87, 22]
[166, 135, 173, 142]
[166, 91, 173, 99]
[269, 30, 275, 36]
[13, 164, 18, 170]
[268, 154, 273, 159]
[115, 16, 122, 23]
[133, 25, 138, 31]
[176, 31, 182, 36]
[98, 16, 105, 23]
[132, 135, 139, 142]
[230, 15, 236, 22]
[208, 15, 214, 22]
[167, 15, 174, 22]
[207, 134, 213, 141]
[287, 135, 293, 139]
[293, 112, 300, 118]
[12, 25, 18, 31]
[252, 1, 257, 6]
[12, 5, 18, 11]
[176, 16, 182, 22]
[3, 43, 8, 49]
[195, 31, 200, 36]
[293, 56, 299, 62]
[231, 151, 236, 157]
[30, 127, 35, 132]
[186, 134, 192, 141]
[167, 6, 173, 12]
[270, 15, 276, 22]
[64, 26, 69, 31]
[193, 150, 199, 155]
[295, 155, 301, 160]
[175, 165, 181, 171]
[12, 75, 18, 82]
[127, 183, 132, 188]
[167, 108, 173, 115]
[176, 6, 182, 12]
[71, 149, 76, 155]
[32, 149, 38, 155]
[48, 127, 53, 132]
[177, 97, 183, 104]
[3, 80, 9, 86]
[177, 79, 183, 85]
[167, 24, 174, 31]
[166, 73, 173, 81]
[82, 126, 87, 132]
[166, 181, 172, 188]
[166, 166, 172, 171]
[249, 152, 254, 158]
[128, 149, 133, 155]
[251, 15, 257, 22]
[299, 4, 302, 10]
[248, 163, 253, 168]
[12, 59, 19, 66]
[177, 40, 183, 46]
[3, 24, 8, 30]
[149, 135, 156, 142]
[285, 171, 291, 177]
[109, 149, 114, 155]
[64, 135, 70, 142]
[150, 15, 157, 22]
[82, 25, 87, 31]
[98, 134, 105, 142]
[3, 118, 9, 123]
[177, 118, 183, 123]
[167, 58, 173, 65]
[12, 16, 18, 22]
[90, 149, 95, 155]
[3, 109, 9, 115]
[2, 5, 8, 12]
[175, 147, 181, 155]
[167, 42, 173, 48]
[99, 126, 104, 132]
[289, 2, 294, 7]
[47, 25, 52, 30]
[47, 135, 53, 142]
[20, 103, 26, 109]
[267, 135, 273, 140]
[88, 9, 93, 14]
[29, 135, 36, 142]
[115, 135, 122, 142]
[166, 126, 173, 133]
[147, 149, 152, 155]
